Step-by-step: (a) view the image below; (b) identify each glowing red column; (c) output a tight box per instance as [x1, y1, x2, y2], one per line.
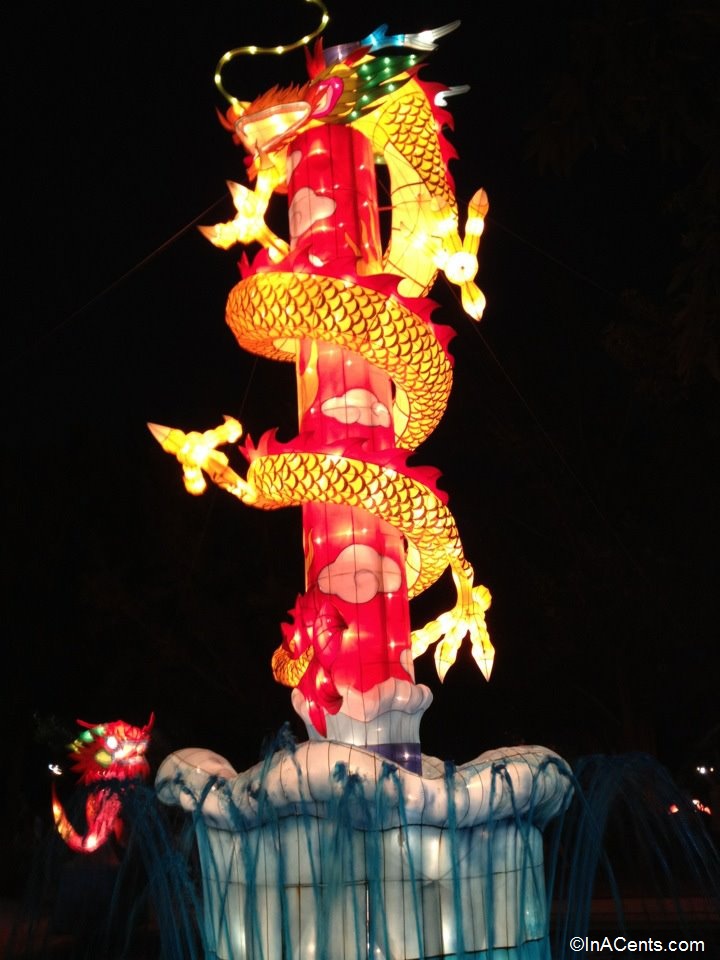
[288, 126, 424, 769]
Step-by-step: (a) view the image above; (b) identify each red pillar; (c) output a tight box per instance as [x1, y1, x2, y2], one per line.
[287, 125, 428, 770]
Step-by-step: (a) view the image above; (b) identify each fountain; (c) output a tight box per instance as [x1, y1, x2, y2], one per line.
[150, 5, 574, 957]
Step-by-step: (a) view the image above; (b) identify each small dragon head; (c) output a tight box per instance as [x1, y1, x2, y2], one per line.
[67, 713, 154, 785]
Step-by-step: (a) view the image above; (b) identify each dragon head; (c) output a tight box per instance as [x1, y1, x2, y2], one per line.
[217, 37, 421, 182]
[220, 75, 346, 175]
[67, 713, 154, 785]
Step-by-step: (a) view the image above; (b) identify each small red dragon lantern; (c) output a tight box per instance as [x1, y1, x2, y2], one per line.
[51, 714, 154, 853]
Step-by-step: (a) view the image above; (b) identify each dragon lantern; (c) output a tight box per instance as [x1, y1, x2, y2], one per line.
[151, 6, 492, 770]
[51, 715, 153, 853]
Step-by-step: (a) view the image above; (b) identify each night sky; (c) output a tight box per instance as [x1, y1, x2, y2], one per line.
[5, 0, 719, 843]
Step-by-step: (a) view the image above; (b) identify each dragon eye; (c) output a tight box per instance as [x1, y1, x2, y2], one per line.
[106, 736, 118, 750]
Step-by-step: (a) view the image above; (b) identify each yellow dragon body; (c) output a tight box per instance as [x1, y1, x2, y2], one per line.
[152, 22, 493, 694]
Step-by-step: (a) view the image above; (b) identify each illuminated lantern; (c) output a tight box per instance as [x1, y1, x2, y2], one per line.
[51, 715, 153, 854]
[151, 6, 493, 770]
[153, 10, 573, 960]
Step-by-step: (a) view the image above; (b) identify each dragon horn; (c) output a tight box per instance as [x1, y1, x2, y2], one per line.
[405, 21, 461, 51]
[75, 718, 103, 731]
[361, 20, 461, 53]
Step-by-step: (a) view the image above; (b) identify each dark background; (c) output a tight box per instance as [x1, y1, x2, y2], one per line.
[4, 0, 718, 889]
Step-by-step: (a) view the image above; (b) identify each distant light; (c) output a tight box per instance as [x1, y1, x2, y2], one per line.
[48, 763, 62, 776]
[669, 799, 712, 815]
